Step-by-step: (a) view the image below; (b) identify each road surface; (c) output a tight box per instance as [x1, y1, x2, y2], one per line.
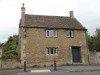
[17, 71, 100, 75]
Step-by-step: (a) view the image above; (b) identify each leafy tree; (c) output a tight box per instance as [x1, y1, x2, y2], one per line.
[1, 35, 19, 58]
[4, 50, 18, 58]
[87, 28, 100, 52]
[93, 29, 100, 52]
[4, 35, 18, 52]
[87, 33, 94, 51]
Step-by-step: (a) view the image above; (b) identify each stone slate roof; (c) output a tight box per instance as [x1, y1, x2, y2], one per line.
[24, 14, 86, 30]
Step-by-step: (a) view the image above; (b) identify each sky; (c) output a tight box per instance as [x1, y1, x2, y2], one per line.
[0, 0, 100, 43]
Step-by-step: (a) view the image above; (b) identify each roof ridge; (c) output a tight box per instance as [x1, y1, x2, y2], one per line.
[25, 14, 70, 18]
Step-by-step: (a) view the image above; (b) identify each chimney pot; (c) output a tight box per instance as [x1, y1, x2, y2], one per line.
[21, 3, 25, 26]
[21, 3, 25, 12]
[70, 11, 74, 18]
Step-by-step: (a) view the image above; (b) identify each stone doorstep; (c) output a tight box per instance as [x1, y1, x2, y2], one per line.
[31, 69, 51, 73]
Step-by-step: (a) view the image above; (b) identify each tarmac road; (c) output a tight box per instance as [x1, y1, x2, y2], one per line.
[1, 66, 100, 75]
[17, 71, 100, 75]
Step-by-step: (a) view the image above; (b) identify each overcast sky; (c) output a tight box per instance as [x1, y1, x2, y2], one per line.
[0, 0, 100, 43]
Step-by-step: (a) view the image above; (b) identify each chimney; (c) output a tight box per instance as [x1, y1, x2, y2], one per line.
[69, 11, 74, 18]
[21, 3, 25, 26]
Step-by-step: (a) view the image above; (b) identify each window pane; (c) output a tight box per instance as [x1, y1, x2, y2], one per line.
[50, 30, 52, 37]
[47, 31, 49, 36]
[53, 48, 56, 54]
[67, 30, 70, 37]
[47, 48, 49, 54]
[53, 30, 57, 37]
[55, 48, 57, 54]
[46, 30, 50, 37]
[51, 48, 53, 54]
[71, 30, 73, 37]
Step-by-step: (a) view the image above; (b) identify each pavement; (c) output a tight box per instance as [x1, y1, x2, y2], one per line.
[1, 65, 100, 74]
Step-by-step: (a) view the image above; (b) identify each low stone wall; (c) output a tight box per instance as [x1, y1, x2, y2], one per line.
[0, 51, 98, 69]
[89, 51, 97, 64]
[0, 59, 22, 69]
[0, 59, 67, 69]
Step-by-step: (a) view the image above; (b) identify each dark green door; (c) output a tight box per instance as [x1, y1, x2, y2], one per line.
[72, 47, 81, 63]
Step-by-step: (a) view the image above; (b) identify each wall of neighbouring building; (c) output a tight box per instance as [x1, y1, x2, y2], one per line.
[96, 52, 100, 64]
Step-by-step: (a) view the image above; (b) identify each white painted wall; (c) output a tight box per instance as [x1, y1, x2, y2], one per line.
[96, 52, 100, 64]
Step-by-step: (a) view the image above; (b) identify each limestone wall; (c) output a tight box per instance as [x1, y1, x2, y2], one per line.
[89, 51, 97, 64]
[0, 59, 21, 69]
[24, 28, 88, 66]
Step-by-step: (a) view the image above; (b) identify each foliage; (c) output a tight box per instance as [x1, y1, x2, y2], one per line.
[3, 35, 18, 52]
[87, 28, 100, 52]
[93, 29, 100, 52]
[87, 33, 94, 51]
[1, 35, 19, 58]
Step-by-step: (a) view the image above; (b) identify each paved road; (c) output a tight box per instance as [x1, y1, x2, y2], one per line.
[1, 66, 100, 75]
[17, 71, 100, 75]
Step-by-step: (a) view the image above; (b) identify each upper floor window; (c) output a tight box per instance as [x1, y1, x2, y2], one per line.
[46, 30, 57, 37]
[66, 30, 74, 37]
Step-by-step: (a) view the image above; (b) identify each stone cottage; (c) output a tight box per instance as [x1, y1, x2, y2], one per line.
[19, 4, 89, 66]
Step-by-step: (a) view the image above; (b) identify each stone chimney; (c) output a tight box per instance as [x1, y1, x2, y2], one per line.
[20, 3, 26, 64]
[69, 11, 74, 18]
[21, 3, 25, 26]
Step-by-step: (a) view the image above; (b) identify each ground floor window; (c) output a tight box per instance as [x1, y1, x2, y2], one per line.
[46, 47, 57, 55]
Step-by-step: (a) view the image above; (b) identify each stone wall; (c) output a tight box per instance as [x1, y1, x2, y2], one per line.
[23, 28, 88, 66]
[0, 59, 21, 69]
[89, 51, 97, 64]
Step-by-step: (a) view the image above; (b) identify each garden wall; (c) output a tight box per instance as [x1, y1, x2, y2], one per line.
[0, 59, 22, 69]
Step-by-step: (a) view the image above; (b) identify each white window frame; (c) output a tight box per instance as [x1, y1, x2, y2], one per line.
[46, 30, 57, 37]
[46, 48, 58, 55]
[66, 30, 74, 37]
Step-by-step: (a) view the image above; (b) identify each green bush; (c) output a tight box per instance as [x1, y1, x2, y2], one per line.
[5, 50, 18, 56]
[2, 50, 18, 59]
[0, 35, 19, 59]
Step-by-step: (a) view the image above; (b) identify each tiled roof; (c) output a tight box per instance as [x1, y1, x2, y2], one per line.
[24, 14, 86, 30]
